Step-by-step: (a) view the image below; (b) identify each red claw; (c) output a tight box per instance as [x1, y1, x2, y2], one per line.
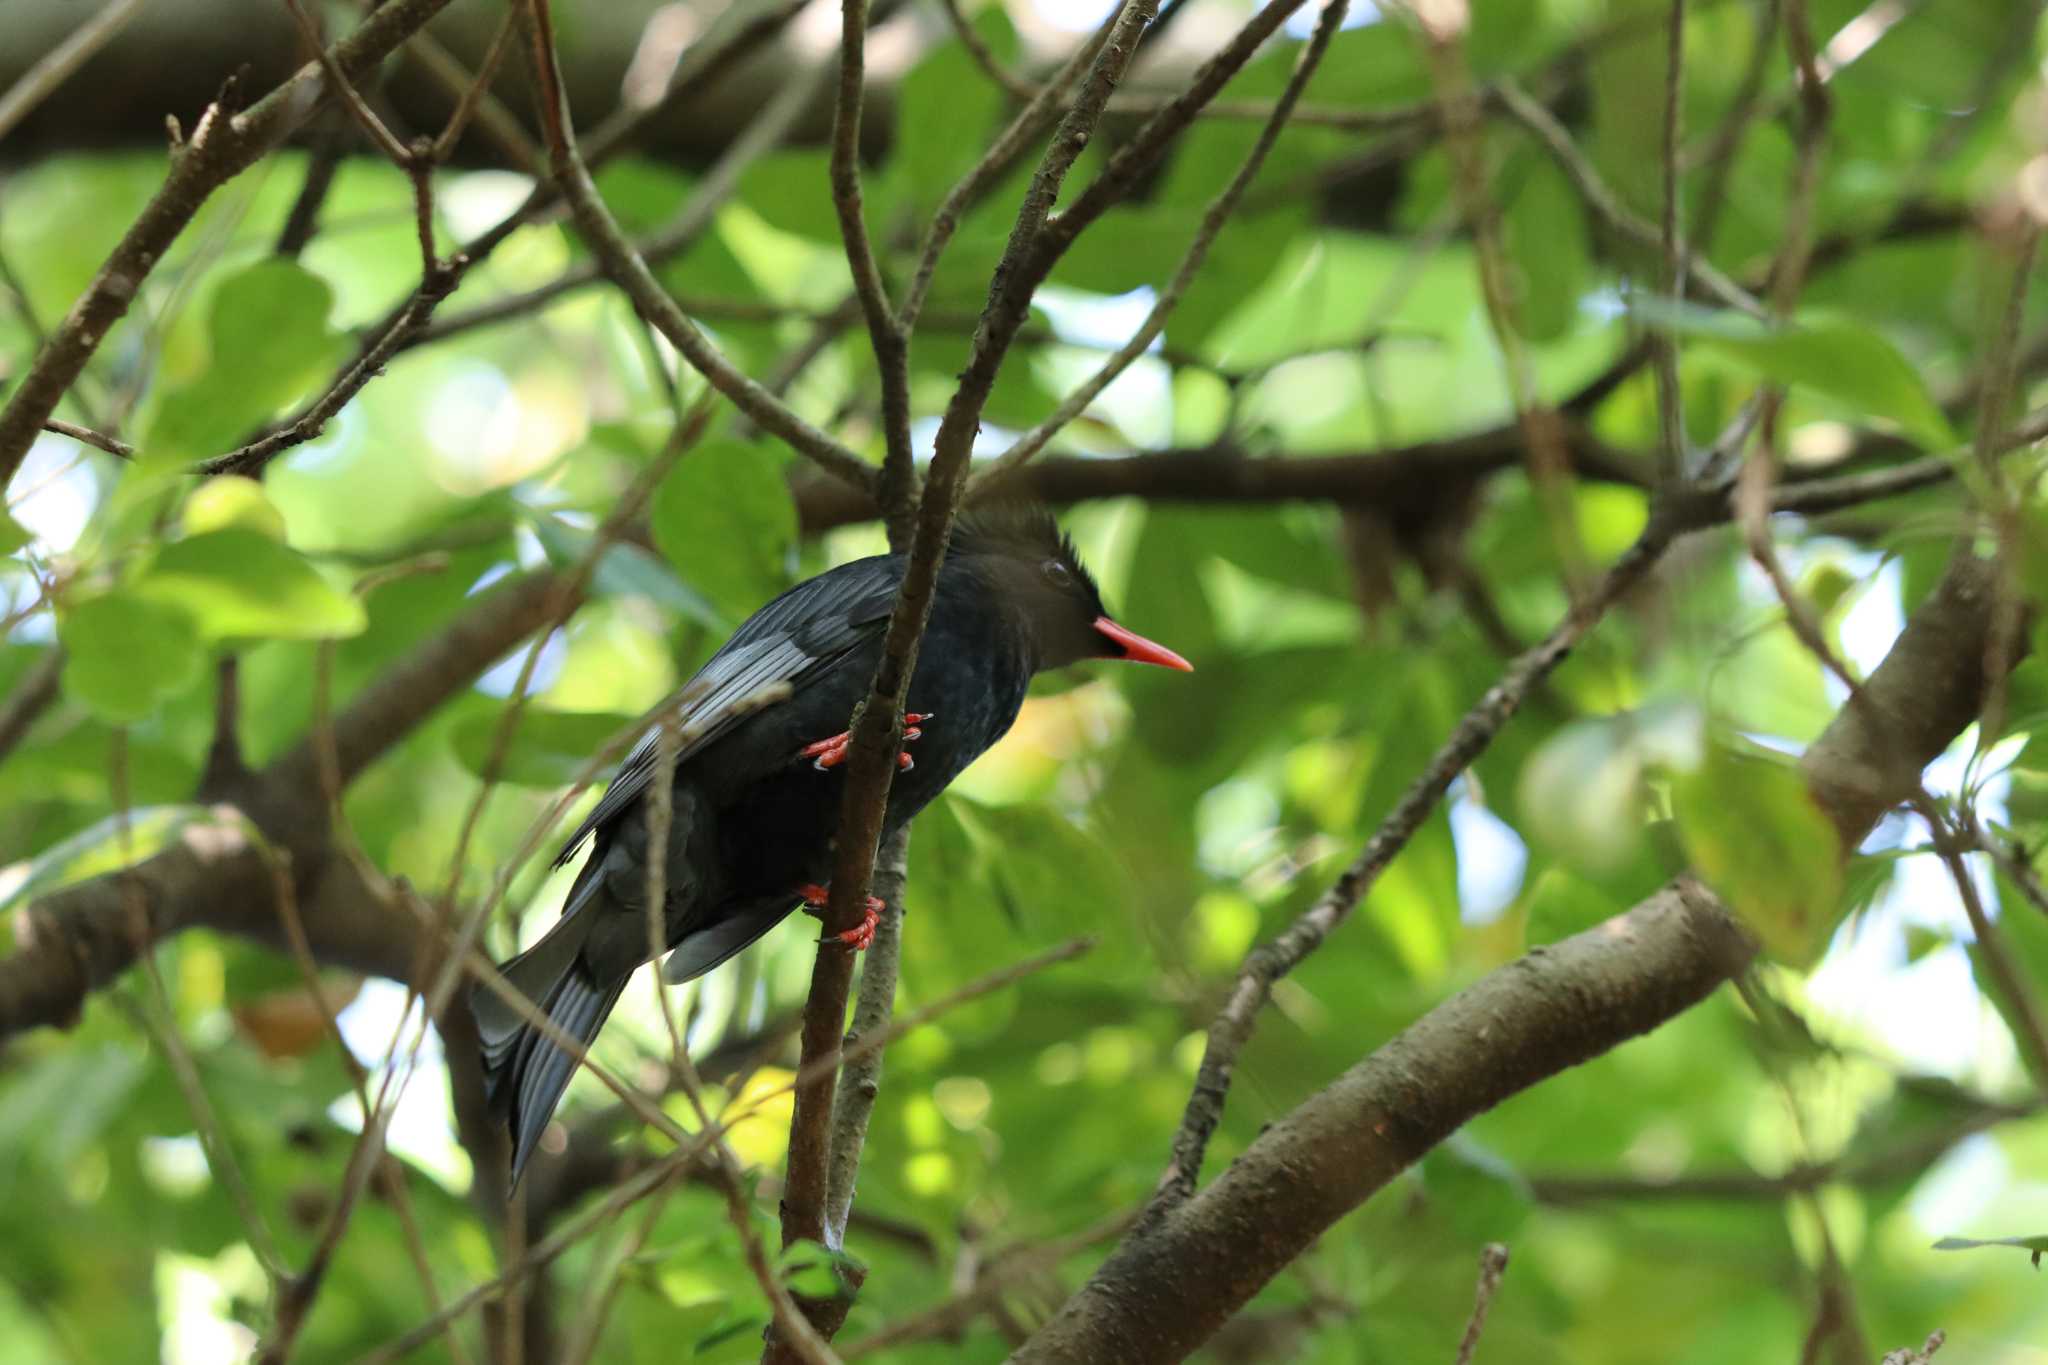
[797, 883, 883, 951]
[798, 713, 934, 772]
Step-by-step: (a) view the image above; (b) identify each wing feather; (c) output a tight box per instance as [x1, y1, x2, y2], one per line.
[551, 557, 898, 865]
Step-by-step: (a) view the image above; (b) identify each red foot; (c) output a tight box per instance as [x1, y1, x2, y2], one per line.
[797, 883, 884, 950]
[797, 713, 933, 773]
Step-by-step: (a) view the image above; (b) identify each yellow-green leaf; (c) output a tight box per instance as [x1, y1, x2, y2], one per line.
[1672, 744, 1843, 967]
[133, 529, 366, 641]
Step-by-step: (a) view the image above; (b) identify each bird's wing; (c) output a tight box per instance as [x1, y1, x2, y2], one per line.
[551, 558, 899, 866]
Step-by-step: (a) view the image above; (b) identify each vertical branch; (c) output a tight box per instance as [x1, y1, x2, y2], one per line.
[772, 0, 1161, 1352]
[827, 0, 915, 536]
[1452, 1244, 1511, 1365]
[822, 828, 910, 1243]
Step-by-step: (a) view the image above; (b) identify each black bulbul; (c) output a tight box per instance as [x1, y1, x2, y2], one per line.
[473, 506, 1190, 1185]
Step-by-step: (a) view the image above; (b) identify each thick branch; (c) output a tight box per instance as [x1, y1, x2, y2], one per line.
[1800, 551, 2003, 846]
[1010, 878, 1753, 1364]
[1012, 521, 2021, 1364]
[0, 814, 425, 1037]
[0, 565, 582, 1040]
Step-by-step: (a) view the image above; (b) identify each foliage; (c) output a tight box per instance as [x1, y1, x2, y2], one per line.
[2, 0, 2048, 1361]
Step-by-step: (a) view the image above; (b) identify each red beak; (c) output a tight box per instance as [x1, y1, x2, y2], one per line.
[1093, 616, 1193, 672]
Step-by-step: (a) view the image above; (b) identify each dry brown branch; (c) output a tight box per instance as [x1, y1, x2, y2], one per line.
[0, 0, 463, 488]
[1452, 1244, 1511, 1365]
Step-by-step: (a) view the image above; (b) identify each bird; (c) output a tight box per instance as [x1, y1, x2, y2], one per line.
[471, 504, 1191, 1185]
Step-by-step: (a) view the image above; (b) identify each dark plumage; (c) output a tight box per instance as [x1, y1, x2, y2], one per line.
[472, 506, 1190, 1185]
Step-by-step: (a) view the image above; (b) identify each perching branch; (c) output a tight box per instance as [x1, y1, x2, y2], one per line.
[772, 4, 1164, 1351]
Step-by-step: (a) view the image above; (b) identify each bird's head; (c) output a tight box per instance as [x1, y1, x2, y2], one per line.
[951, 504, 1192, 674]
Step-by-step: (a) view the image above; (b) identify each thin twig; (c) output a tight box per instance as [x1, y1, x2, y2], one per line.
[399, 22, 542, 171]
[256, 844, 476, 1365]
[524, 24, 874, 492]
[429, 7, 521, 163]
[827, 0, 913, 519]
[936, 0, 1037, 97]
[980, 0, 1347, 484]
[0, 0, 465, 487]
[360, 936, 1091, 1363]
[1492, 80, 1765, 318]
[110, 731, 287, 1291]
[1965, 223, 2040, 790]
[1689, 0, 1778, 252]
[1151, 520, 1675, 1211]
[1412, 2, 1587, 592]
[1920, 798, 2048, 1095]
[840, 1209, 1135, 1357]
[202, 261, 466, 477]
[895, 17, 1111, 334]
[270, 401, 718, 1356]
[0, 650, 63, 768]
[1452, 1244, 1510, 1365]
[283, 0, 413, 165]
[39, 419, 132, 459]
[416, 55, 834, 354]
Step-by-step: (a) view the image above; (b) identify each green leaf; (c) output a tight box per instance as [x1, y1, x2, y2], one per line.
[889, 20, 1009, 207]
[142, 259, 345, 465]
[58, 591, 204, 722]
[1518, 706, 1699, 877]
[0, 509, 31, 555]
[182, 476, 288, 540]
[1420, 1135, 1533, 1243]
[650, 440, 798, 624]
[529, 514, 727, 629]
[1635, 299, 1956, 452]
[450, 708, 641, 788]
[1671, 743, 1843, 967]
[1503, 152, 1589, 343]
[133, 529, 367, 641]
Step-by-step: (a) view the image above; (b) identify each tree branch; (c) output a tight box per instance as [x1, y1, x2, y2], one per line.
[0, 0, 464, 487]
[523, 14, 874, 493]
[1009, 493, 2025, 1365]
[1011, 878, 1755, 1364]
[771, 5, 1163, 1351]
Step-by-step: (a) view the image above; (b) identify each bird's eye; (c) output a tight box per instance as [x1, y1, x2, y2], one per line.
[1042, 559, 1072, 587]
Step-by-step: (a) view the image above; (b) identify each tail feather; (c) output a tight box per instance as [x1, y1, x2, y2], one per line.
[502, 967, 626, 1187]
[471, 862, 632, 1188]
